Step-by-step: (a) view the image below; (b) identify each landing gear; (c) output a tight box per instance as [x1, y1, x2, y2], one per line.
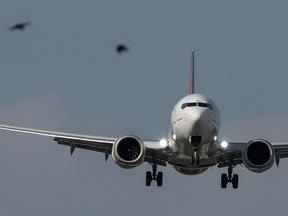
[146, 171, 152, 186]
[221, 165, 239, 189]
[191, 150, 200, 166]
[221, 173, 228, 189]
[232, 174, 239, 189]
[146, 163, 163, 187]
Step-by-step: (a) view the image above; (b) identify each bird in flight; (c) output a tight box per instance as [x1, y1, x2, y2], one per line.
[9, 21, 31, 32]
[116, 44, 129, 54]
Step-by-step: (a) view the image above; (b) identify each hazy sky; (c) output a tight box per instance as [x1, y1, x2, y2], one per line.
[0, 0, 288, 215]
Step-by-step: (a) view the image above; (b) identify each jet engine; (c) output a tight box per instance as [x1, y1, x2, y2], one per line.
[112, 136, 145, 169]
[242, 139, 274, 173]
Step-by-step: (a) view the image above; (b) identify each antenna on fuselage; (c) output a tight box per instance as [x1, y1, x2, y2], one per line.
[188, 50, 197, 95]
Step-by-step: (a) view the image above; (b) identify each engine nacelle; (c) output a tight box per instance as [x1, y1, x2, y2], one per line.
[242, 139, 274, 173]
[112, 136, 145, 169]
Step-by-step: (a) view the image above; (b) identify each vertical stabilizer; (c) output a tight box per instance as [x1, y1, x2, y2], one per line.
[188, 50, 196, 95]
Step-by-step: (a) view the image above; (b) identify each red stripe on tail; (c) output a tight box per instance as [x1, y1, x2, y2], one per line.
[188, 50, 196, 94]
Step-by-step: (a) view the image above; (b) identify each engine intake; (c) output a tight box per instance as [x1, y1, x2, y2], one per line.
[112, 136, 145, 169]
[242, 139, 274, 173]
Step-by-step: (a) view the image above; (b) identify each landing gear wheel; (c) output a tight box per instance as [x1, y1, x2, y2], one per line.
[156, 172, 163, 187]
[232, 174, 239, 189]
[146, 163, 164, 187]
[146, 171, 152, 186]
[221, 173, 228, 189]
[220, 165, 239, 189]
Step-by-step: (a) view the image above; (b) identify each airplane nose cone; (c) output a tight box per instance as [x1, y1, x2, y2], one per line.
[174, 110, 207, 139]
[172, 108, 214, 146]
[189, 113, 204, 135]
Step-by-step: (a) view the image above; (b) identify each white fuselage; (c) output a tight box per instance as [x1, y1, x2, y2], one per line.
[169, 94, 220, 174]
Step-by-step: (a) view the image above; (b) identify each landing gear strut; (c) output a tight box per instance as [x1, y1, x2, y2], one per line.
[221, 165, 239, 189]
[192, 150, 200, 166]
[146, 163, 163, 187]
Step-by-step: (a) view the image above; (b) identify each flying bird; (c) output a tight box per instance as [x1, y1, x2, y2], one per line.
[116, 44, 129, 54]
[9, 21, 31, 32]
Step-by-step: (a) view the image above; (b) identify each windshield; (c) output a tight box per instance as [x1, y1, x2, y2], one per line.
[181, 102, 213, 110]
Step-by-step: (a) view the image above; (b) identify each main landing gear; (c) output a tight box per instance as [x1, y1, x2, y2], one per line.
[221, 165, 239, 189]
[146, 163, 163, 187]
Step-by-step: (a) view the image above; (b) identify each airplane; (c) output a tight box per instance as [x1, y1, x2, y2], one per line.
[0, 50, 287, 189]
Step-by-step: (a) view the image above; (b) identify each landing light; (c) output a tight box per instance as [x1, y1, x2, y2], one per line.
[160, 138, 168, 148]
[220, 140, 229, 149]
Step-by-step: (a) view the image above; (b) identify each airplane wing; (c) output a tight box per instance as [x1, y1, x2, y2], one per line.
[217, 141, 288, 168]
[0, 124, 168, 166]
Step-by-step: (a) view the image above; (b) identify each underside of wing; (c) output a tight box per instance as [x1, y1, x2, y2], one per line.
[272, 144, 288, 166]
[143, 141, 170, 166]
[216, 142, 243, 168]
[0, 124, 169, 166]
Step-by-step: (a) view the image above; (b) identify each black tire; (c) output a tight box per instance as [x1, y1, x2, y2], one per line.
[156, 172, 163, 187]
[146, 171, 152, 186]
[232, 174, 239, 189]
[221, 173, 228, 189]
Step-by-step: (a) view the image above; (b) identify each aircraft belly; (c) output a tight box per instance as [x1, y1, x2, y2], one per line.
[174, 166, 208, 175]
[168, 142, 217, 170]
[174, 141, 210, 159]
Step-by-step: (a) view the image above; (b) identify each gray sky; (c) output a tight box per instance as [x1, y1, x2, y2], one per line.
[0, 0, 288, 215]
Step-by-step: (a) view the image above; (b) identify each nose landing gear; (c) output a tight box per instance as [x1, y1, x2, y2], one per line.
[146, 163, 163, 187]
[221, 165, 239, 189]
[191, 151, 200, 166]
[189, 136, 201, 166]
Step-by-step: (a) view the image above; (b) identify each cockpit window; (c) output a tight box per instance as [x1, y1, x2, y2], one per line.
[181, 103, 196, 109]
[199, 102, 209, 108]
[181, 102, 213, 110]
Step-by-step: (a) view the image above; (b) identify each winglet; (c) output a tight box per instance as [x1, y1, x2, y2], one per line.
[188, 50, 197, 95]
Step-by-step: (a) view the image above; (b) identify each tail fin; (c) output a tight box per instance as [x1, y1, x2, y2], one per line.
[188, 50, 196, 95]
